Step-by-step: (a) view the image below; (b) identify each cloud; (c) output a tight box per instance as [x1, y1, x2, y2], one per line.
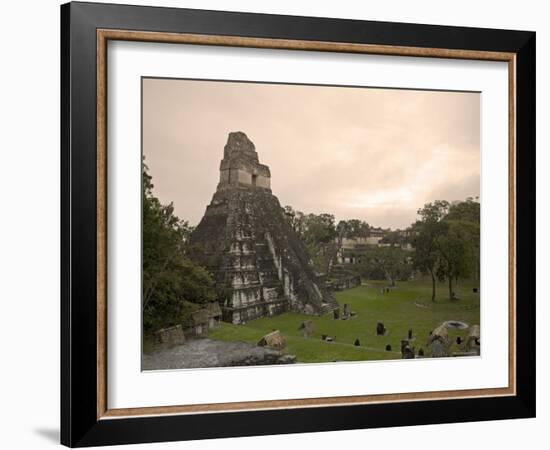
[143, 79, 479, 229]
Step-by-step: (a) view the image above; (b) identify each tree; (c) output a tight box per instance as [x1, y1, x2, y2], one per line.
[142, 160, 215, 334]
[436, 221, 473, 299]
[445, 197, 480, 223]
[412, 199, 480, 301]
[445, 198, 480, 282]
[411, 201, 449, 302]
[283, 208, 340, 274]
[380, 230, 407, 246]
[437, 199, 480, 298]
[358, 245, 411, 286]
[333, 219, 370, 268]
[283, 205, 306, 235]
[340, 219, 370, 238]
[302, 213, 339, 274]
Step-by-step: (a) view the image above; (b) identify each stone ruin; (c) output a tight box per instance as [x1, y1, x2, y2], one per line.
[343, 303, 352, 319]
[154, 324, 186, 347]
[465, 325, 480, 355]
[298, 320, 315, 338]
[190, 132, 338, 324]
[257, 330, 287, 350]
[376, 322, 386, 336]
[426, 322, 480, 358]
[427, 324, 452, 357]
[401, 339, 415, 359]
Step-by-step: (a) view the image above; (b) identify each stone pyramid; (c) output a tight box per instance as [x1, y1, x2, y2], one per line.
[190, 132, 337, 324]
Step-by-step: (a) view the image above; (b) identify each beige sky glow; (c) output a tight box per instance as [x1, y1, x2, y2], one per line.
[143, 78, 480, 229]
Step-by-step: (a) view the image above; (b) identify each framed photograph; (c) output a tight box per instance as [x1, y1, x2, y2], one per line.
[61, 1, 536, 447]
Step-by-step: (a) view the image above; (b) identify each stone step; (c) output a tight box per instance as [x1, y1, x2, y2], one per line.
[258, 273, 280, 285]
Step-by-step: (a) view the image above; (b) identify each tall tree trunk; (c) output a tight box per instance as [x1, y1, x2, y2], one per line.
[384, 268, 395, 287]
[429, 268, 436, 302]
[448, 275, 454, 300]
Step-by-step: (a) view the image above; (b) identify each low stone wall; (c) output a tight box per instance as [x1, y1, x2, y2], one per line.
[222, 298, 289, 324]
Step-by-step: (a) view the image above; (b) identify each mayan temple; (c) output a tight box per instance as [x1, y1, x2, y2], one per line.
[190, 131, 338, 324]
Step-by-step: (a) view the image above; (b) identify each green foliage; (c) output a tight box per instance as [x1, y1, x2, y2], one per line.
[210, 280, 480, 363]
[411, 201, 450, 301]
[283, 205, 305, 235]
[142, 160, 215, 333]
[283, 197, 480, 302]
[284, 207, 374, 275]
[380, 230, 408, 246]
[437, 199, 480, 298]
[357, 245, 412, 285]
[446, 196, 480, 223]
[284, 207, 339, 274]
[337, 219, 370, 239]
[303, 213, 338, 246]
[411, 199, 480, 301]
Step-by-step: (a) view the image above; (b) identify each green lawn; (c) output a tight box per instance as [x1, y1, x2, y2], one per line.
[209, 279, 480, 363]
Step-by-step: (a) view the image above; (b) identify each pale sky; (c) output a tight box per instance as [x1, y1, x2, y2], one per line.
[143, 78, 480, 229]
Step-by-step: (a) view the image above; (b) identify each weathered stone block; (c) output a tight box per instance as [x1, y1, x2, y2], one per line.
[465, 324, 480, 355]
[298, 320, 314, 338]
[154, 325, 185, 346]
[258, 330, 286, 350]
[427, 323, 452, 357]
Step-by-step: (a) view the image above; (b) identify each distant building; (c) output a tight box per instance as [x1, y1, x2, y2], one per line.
[367, 227, 389, 245]
[337, 227, 413, 264]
